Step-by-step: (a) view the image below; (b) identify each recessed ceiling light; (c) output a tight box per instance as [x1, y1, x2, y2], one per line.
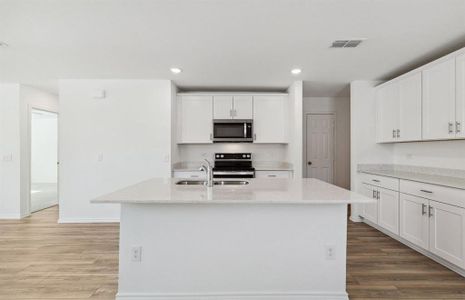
[0, 41, 9, 48]
[291, 68, 302, 75]
[170, 67, 182, 74]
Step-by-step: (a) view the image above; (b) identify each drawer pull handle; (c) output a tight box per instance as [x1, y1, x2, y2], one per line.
[372, 179, 380, 183]
[420, 189, 433, 194]
[268, 174, 277, 178]
[421, 203, 427, 216]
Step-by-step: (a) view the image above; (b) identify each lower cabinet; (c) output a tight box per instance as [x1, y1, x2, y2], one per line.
[360, 183, 378, 224]
[429, 201, 465, 268]
[378, 187, 400, 235]
[399, 193, 465, 269]
[400, 194, 429, 249]
[359, 183, 399, 234]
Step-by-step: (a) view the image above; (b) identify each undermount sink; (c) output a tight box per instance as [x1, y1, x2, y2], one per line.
[175, 180, 249, 186]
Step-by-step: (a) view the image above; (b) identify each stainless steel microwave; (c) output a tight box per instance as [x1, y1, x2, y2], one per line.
[213, 119, 253, 143]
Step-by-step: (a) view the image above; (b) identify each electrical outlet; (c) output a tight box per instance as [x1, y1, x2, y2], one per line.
[97, 153, 104, 162]
[131, 246, 142, 262]
[325, 245, 336, 260]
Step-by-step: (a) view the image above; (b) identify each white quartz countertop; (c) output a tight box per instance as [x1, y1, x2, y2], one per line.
[360, 169, 465, 190]
[92, 178, 372, 205]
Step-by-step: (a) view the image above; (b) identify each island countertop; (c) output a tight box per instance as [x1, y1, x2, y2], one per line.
[92, 178, 372, 205]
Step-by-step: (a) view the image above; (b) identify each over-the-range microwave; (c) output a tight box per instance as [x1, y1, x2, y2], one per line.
[213, 119, 253, 143]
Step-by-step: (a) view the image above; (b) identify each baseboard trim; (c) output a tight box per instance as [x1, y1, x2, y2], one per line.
[116, 292, 348, 300]
[58, 217, 120, 224]
[362, 218, 465, 277]
[0, 213, 22, 219]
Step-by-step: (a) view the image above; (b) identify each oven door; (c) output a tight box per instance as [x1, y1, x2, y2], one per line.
[213, 120, 253, 143]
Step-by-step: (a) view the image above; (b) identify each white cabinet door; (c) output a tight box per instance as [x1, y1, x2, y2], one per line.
[376, 82, 399, 143]
[177, 95, 213, 143]
[253, 95, 288, 143]
[398, 72, 422, 141]
[456, 53, 465, 138]
[255, 170, 292, 179]
[422, 59, 456, 140]
[233, 96, 253, 119]
[429, 200, 465, 268]
[400, 194, 429, 249]
[213, 96, 233, 119]
[359, 183, 378, 224]
[378, 187, 399, 234]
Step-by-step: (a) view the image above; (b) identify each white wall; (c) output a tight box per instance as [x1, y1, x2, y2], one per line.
[350, 81, 394, 221]
[303, 97, 350, 189]
[286, 81, 304, 178]
[393, 140, 465, 170]
[31, 111, 58, 183]
[0, 83, 21, 218]
[58, 79, 175, 222]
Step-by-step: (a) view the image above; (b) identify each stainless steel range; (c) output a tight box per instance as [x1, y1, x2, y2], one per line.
[213, 153, 255, 178]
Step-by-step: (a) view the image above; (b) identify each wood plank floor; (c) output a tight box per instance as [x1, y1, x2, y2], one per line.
[1, 206, 465, 299]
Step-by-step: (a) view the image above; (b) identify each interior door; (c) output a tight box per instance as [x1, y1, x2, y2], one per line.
[376, 82, 399, 142]
[456, 53, 465, 138]
[306, 114, 334, 183]
[398, 72, 422, 141]
[422, 58, 456, 140]
[233, 96, 253, 119]
[429, 200, 465, 268]
[213, 96, 233, 119]
[377, 187, 400, 234]
[400, 194, 429, 249]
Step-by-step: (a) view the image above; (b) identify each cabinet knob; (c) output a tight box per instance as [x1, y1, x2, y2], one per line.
[307, 161, 312, 165]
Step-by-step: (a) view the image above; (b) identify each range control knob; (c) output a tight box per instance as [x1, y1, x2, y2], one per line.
[220, 154, 224, 158]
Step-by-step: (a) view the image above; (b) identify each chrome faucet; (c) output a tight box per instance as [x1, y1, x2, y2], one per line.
[199, 159, 214, 187]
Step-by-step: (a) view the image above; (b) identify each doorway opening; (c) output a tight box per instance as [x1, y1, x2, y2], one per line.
[30, 109, 58, 213]
[305, 113, 335, 184]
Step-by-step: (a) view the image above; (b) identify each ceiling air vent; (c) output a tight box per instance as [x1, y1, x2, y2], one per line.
[331, 39, 364, 48]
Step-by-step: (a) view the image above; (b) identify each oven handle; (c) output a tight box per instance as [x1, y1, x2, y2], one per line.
[213, 171, 255, 175]
[244, 122, 247, 138]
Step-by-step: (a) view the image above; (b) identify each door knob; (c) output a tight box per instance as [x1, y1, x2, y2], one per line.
[307, 161, 312, 165]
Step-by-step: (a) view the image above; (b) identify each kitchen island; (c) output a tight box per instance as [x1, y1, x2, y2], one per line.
[93, 178, 371, 300]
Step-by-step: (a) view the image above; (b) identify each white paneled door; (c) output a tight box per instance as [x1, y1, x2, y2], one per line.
[306, 114, 334, 183]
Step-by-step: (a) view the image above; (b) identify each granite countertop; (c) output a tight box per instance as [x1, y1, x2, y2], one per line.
[92, 178, 372, 205]
[172, 161, 293, 172]
[359, 169, 465, 190]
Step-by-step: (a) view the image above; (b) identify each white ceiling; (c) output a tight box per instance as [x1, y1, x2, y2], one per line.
[1, 0, 465, 97]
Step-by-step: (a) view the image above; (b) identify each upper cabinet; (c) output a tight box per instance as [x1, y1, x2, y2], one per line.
[376, 47, 465, 143]
[177, 93, 288, 144]
[177, 95, 213, 144]
[456, 53, 465, 139]
[422, 59, 456, 140]
[253, 95, 288, 143]
[213, 95, 253, 119]
[376, 72, 422, 143]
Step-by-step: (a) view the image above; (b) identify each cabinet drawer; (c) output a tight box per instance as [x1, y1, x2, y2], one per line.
[400, 179, 465, 208]
[360, 173, 399, 191]
[173, 171, 206, 179]
[255, 171, 292, 179]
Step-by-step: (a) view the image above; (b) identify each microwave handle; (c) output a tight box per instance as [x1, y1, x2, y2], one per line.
[243, 123, 247, 138]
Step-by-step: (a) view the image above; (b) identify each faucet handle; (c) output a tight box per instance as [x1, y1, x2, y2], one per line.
[203, 159, 212, 168]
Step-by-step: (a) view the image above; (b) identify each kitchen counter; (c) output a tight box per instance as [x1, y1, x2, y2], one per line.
[94, 178, 371, 300]
[92, 177, 371, 205]
[359, 166, 465, 190]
